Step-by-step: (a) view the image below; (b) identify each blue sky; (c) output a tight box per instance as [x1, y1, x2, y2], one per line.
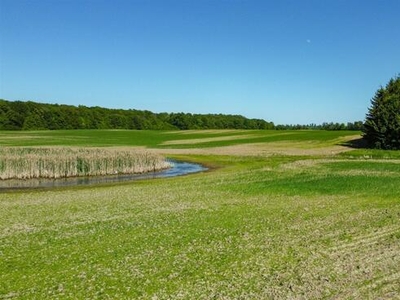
[1, 0, 399, 125]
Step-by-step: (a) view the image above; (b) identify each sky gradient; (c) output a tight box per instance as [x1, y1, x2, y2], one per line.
[1, 0, 399, 125]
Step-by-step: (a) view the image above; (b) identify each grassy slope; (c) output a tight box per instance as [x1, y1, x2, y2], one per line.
[1, 130, 400, 299]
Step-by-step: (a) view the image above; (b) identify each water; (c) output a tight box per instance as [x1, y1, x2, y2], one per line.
[0, 160, 208, 191]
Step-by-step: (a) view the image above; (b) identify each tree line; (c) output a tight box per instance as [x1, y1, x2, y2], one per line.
[0, 99, 274, 130]
[275, 121, 363, 131]
[0, 99, 364, 131]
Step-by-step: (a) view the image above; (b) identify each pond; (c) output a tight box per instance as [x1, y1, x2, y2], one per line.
[0, 160, 208, 191]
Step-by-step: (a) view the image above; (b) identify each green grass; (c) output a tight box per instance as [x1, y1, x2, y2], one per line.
[1, 130, 400, 299]
[0, 130, 170, 147]
[340, 148, 400, 159]
[0, 129, 359, 148]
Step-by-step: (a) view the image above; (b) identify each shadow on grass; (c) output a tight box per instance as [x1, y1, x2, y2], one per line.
[340, 137, 369, 149]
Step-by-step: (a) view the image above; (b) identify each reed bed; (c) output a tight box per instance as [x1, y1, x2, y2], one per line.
[0, 147, 171, 180]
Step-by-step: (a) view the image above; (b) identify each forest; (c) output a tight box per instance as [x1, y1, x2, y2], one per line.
[0, 99, 362, 131]
[0, 99, 275, 130]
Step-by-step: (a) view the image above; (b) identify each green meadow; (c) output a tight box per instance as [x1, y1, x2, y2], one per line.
[0, 129, 358, 148]
[1, 130, 400, 299]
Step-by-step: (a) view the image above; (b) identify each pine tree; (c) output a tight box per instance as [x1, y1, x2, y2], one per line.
[363, 76, 400, 149]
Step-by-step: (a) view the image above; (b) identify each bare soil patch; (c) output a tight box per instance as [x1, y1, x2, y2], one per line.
[154, 142, 354, 157]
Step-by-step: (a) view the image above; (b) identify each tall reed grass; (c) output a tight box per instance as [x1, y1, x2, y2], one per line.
[0, 147, 171, 180]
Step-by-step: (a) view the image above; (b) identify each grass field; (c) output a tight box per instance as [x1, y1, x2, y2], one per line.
[1, 130, 400, 299]
[0, 129, 359, 148]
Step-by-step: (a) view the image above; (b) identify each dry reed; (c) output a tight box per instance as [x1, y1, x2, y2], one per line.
[0, 147, 171, 180]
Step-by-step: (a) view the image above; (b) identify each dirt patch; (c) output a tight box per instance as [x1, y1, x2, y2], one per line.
[153, 142, 354, 157]
[0, 135, 46, 140]
[326, 224, 400, 298]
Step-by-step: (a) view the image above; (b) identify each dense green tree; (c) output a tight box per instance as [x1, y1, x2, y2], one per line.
[23, 111, 46, 130]
[109, 114, 127, 129]
[4, 110, 24, 130]
[347, 121, 363, 131]
[363, 76, 400, 149]
[169, 113, 191, 129]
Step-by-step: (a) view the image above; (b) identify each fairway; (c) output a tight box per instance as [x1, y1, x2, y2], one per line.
[1, 130, 400, 299]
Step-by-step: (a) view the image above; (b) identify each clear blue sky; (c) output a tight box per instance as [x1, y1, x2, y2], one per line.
[1, 0, 399, 125]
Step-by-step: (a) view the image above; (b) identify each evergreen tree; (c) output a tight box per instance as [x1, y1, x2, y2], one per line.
[363, 76, 400, 149]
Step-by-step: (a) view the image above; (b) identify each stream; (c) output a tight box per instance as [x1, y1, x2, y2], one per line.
[0, 160, 208, 191]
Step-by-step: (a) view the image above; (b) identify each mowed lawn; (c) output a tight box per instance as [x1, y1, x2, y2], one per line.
[1, 130, 400, 299]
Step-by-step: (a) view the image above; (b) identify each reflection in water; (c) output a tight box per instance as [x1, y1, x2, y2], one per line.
[0, 160, 207, 190]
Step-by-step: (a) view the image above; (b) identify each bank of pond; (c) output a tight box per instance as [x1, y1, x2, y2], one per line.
[0, 147, 207, 190]
[0, 160, 207, 190]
